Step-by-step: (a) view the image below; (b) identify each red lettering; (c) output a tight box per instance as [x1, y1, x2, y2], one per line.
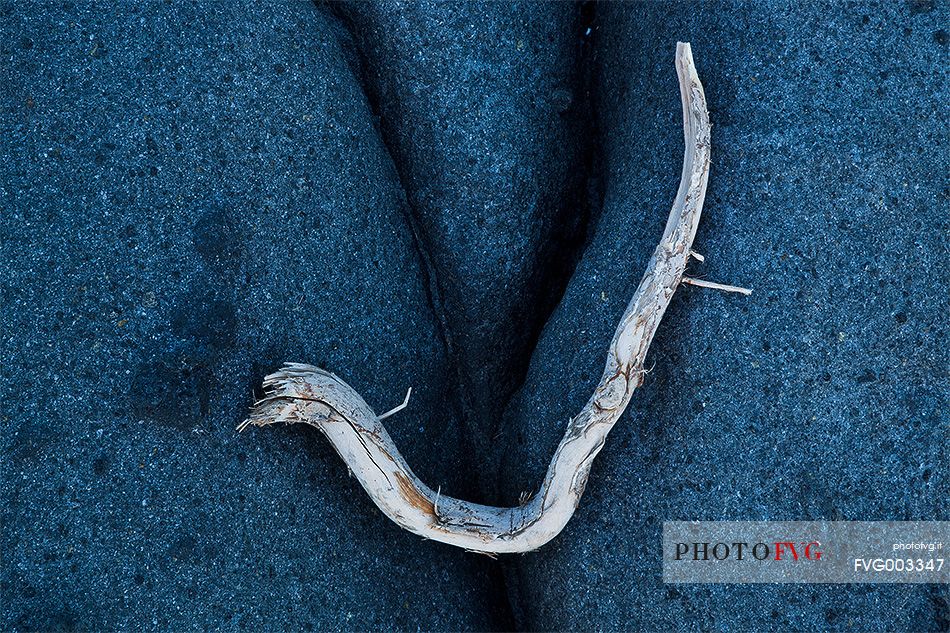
[774, 541, 799, 561]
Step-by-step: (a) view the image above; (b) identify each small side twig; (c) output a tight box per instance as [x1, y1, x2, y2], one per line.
[378, 387, 412, 421]
[681, 276, 752, 295]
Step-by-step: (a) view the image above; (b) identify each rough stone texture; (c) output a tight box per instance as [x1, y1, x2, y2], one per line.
[1, 1, 509, 630]
[497, 0, 949, 630]
[2, 0, 948, 631]
[333, 1, 595, 471]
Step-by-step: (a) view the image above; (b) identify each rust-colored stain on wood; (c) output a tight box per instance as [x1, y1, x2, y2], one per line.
[393, 472, 435, 516]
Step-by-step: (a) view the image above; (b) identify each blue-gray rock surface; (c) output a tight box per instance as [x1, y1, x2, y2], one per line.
[332, 1, 594, 470]
[1, 1, 508, 629]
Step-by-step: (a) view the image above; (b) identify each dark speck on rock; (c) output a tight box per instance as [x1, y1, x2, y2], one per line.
[192, 208, 244, 270]
[170, 296, 237, 350]
[551, 87, 573, 112]
[130, 355, 212, 429]
[92, 455, 109, 476]
[907, 0, 936, 14]
[167, 534, 197, 562]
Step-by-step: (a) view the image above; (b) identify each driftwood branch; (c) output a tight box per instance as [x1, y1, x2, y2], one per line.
[240, 43, 740, 554]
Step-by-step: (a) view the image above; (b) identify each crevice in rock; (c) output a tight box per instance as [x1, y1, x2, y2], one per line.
[318, 1, 475, 495]
[325, 0, 602, 495]
[494, 4, 601, 629]
[323, 2, 485, 475]
[315, 2, 601, 630]
[487, 0, 603, 477]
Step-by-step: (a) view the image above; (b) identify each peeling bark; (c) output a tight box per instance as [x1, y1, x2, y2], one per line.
[240, 43, 732, 554]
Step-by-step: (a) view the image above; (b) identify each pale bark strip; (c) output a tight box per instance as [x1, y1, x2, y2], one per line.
[682, 277, 753, 295]
[241, 43, 716, 554]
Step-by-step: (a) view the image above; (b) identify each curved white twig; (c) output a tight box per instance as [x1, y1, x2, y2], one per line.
[240, 43, 713, 553]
